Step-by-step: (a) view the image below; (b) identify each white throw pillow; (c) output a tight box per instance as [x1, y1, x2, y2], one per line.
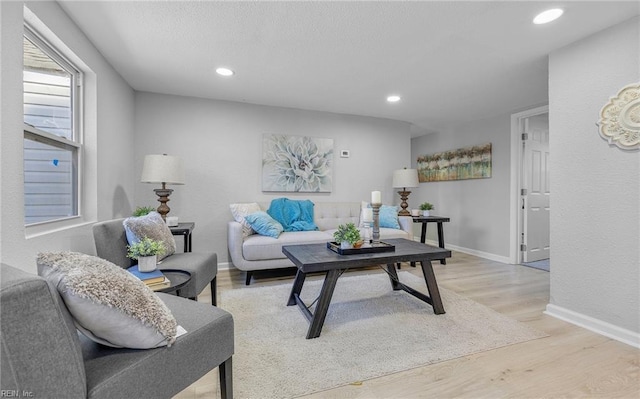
[37, 251, 178, 349]
[230, 202, 261, 237]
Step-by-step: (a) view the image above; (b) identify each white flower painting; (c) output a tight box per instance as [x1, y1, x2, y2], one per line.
[262, 134, 333, 192]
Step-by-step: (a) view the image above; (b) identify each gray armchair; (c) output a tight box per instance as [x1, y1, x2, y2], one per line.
[92, 218, 218, 306]
[0, 263, 234, 398]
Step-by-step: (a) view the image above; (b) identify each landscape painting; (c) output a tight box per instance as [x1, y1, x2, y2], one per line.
[417, 143, 492, 182]
[262, 134, 333, 192]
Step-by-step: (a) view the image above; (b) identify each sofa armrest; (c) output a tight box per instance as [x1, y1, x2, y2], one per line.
[227, 221, 247, 269]
[398, 216, 413, 238]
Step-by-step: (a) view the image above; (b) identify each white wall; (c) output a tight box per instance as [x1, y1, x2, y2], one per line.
[547, 17, 639, 338]
[0, 1, 135, 272]
[410, 112, 516, 262]
[134, 92, 412, 264]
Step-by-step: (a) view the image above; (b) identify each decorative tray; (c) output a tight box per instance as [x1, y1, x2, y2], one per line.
[327, 241, 395, 255]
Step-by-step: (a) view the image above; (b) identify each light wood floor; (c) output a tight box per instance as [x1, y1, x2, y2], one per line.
[175, 251, 640, 398]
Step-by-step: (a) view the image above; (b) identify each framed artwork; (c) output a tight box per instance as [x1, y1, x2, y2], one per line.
[417, 143, 492, 182]
[262, 134, 333, 192]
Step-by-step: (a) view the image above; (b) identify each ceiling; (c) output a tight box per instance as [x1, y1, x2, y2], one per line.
[58, 1, 639, 136]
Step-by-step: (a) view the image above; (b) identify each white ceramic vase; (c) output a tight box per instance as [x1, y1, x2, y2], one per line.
[138, 255, 157, 272]
[340, 241, 353, 250]
[422, 210, 430, 217]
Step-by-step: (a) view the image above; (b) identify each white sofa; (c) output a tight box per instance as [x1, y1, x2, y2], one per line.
[227, 202, 412, 284]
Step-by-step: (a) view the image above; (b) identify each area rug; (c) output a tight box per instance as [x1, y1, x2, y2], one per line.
[522, 258, 550, 272]
[220, 271, 547, 399]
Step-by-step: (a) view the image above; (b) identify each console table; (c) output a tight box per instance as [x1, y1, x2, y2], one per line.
[169, 222, 195, 252]
[412, 216, 450, 265]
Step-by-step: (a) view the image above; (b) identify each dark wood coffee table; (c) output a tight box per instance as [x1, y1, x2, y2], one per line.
[283, 238, 451, 339]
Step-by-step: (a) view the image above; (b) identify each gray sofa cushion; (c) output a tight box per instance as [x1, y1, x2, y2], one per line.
[157, 252, 218, 299]
[82, 293, 234, 399]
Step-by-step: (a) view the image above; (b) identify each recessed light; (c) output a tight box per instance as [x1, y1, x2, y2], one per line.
[216, 67, 234, 76]
[533, 8, 563, 24]
[387, 95, 401, 103]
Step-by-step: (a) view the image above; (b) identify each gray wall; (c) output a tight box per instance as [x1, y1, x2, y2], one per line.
[0, 1, 135, 271]
[548, 17, 639, 335]
[410, 113, 514, 262]
[133, 92, 412, 264]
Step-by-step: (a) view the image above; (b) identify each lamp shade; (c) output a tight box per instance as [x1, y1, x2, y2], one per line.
[141, 154, 185, 185]
[392, 168, 419, 188]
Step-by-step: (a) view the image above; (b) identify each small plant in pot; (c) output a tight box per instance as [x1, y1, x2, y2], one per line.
[419, 202, 434, 217]
[132, 206, 156, 217]
[333, 222, 363, 249]
[126, 237, 166, 272]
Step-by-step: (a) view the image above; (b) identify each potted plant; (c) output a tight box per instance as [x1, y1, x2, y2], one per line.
[132, 206, 156, 217]
[419, 202, 434, 217]
[333, 222, 363, 249]
[126, 237, 166, 272]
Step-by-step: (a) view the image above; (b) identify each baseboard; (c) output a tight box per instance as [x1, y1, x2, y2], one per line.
[218, 261, 232, 271]
[416, 236, 512, 264]
[545, 304, 640, 349]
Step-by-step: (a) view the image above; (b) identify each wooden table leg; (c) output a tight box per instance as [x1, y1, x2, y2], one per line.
[437, 222, 446, 265]
[386, 263, 400, 290]
[420, 222, 427, 243]
[287, 269, 307, 306]
[420, 260, 445, 314]
[306, 269, 341, 339]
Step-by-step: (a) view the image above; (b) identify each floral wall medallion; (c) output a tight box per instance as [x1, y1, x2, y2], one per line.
[262, 134, 333, 192]
[598, 83, 640, 150]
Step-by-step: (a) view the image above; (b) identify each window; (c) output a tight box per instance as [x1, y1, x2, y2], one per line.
[23, 25, 82, 225]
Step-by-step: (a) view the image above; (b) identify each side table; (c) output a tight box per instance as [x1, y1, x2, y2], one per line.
[153, 269, 192, 296]
[169, 222, 195, 252]
[412, 216, 450, 265]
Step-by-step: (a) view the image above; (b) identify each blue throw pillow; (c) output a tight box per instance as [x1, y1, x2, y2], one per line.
[267, 198, 318, 232]
[245, 211, 284, 238]
[379, 205, 401, 229]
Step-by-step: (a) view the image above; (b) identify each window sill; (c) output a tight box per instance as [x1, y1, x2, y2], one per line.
[25, 216, 95, 239]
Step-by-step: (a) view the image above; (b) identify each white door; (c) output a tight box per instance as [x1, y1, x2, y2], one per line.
[522, 113, 550, 262]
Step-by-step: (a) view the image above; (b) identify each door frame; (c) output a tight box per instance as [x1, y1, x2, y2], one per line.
[508, 104, 549, 264]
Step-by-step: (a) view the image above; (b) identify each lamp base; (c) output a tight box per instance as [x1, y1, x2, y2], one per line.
[153, 186, 174, 220]
[397, 189, 412, 216]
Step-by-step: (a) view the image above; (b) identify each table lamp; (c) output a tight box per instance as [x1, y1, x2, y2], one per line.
[141, 154, 185, 220]
[392, 167, 419, 216]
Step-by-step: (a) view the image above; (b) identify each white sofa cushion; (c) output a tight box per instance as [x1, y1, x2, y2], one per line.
[324, 227, 411, 242]
[242, 230, 332, 261]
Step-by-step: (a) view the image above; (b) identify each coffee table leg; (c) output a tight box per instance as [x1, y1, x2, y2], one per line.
[287, 269, 307, 306]
[420, 260, 445, 314]
[307, 269, 341, 339]
[386, 263, 401, 290]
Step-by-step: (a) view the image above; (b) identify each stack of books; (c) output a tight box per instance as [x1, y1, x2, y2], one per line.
[127, 265, 171, 291]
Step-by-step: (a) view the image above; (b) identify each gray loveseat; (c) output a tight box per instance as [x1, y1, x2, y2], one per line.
[0, 263, 233, 398]
[228, 202, 413, 284]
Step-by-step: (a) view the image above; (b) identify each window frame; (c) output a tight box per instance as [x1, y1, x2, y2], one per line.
[23, 23, 84, 227]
